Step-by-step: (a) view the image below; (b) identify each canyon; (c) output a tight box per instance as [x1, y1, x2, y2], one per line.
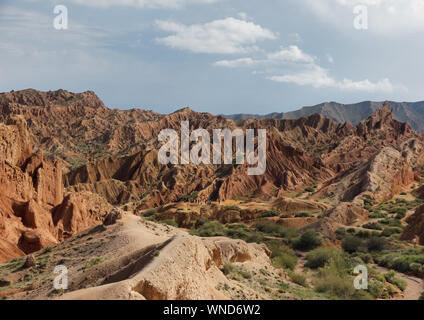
[0, 89, 423, 300]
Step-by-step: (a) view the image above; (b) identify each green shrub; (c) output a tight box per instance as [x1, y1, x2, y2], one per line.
[224, 205, 240, 211]
[305, 246, 342, 269]
[368, 281, 384, 298]
[190, 221, 225, 237]
[313, 256, 355, 299]
[410, 263, 423, 273]
[304, 187, 315, 193]
[194, 218, 209, 229]
[389, 207, 407, 215]
[369, 211, 387, 219]
[380, 218, 402, 227]
[84, 257, 105, 269]
[384, 271, 407, 291]
[255, 221, 299, 239]
[395, 212, 406, 220]
[376, 250, 424, 274]
[356, 230, 372, 239]
[261, 210, 279, 218]
[142, 208, 157, 217]
[293, 230, 322, 251]
[295, 212, 314, 218]
[161, 219, 178, 227]
[225, 224, 264, 243]
[336, 227, 346, 237]
[222, 263, 251, 281]
[222, 263, 236, 275]
[267, 240, 297, 270]
[288, 272, 308, 287]
[362, 222, 383, 231]
[366, 237, 386, 252]
[381, 227, 402, 237]
[358, 253, 374, 264]
[151, 250, 160, 258]
[341, 236, 363, 253]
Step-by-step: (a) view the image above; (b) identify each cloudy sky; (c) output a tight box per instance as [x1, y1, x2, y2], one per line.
[1, 0, 423, 114]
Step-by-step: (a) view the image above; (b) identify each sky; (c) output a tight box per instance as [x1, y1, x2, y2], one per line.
[0, 0, 423, 114]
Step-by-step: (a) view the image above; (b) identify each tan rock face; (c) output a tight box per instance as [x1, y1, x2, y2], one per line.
[0, 116, 32, 167]
[53, 192, 113, 241]
[55, 215, 276, 301]
[0, 115, 111, 261]
[18, 231, 45, 254]
[401, 204, 424, 245]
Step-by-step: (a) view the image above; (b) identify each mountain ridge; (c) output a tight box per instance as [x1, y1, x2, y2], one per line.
[223, 100, 424, 133]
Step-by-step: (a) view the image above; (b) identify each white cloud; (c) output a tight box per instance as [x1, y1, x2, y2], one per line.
[304, 0, 424, 33]
[68, 0, 221, 9]
[214, 58, 256, 68]
[214, 44, 397, 93]
[269, 65, 394, 93]
[0, 6, 123, 88]
[267, 45, 315, 63]
[214, 45, 314, 67]
[155, 18, 276, 54]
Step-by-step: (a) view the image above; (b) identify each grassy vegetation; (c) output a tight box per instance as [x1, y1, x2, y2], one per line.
[288, 271, 308, 287]
[161, 219, 178, 227]
[305, 247, 343, 269]
[313, 256, 364, 299]
[375, 247, 424, 275]
[254, 221, 299, 239]
[295, 212, 314, 218]
[84, 257, 105, 270]
[151, 194, 424, 300]
[292, 230, 322, 251]
[383, 270, 407, 291]
[362, 222, 383, 231]
[142, 208, 157, 218]
[261, 210, 280, 218]
[267, 240, 297, 270]
[224, 205, 241, 211]
[221, 263, 251, 281]
[151, 250, 160, 258]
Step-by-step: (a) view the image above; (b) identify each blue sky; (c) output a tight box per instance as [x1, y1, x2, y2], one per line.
[1, 0, 423, 114]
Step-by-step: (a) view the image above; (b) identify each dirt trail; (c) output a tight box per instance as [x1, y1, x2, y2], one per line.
[374, 265, 423, 300]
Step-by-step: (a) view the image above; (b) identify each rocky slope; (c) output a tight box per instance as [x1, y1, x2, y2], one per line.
[224, 101, 424, 133]
[1, 88, 424, 260]
[0, 89, 424, 301]
[0, 115, 112, 262]
[0, 212, 304, 300]
[63, 100, 423, 215]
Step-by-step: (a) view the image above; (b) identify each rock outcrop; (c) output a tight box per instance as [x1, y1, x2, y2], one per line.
[401, 204, 424, 245]
[0, 116, 112, 260]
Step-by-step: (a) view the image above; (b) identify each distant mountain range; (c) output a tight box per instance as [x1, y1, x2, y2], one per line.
[223, 101, 424, 133]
